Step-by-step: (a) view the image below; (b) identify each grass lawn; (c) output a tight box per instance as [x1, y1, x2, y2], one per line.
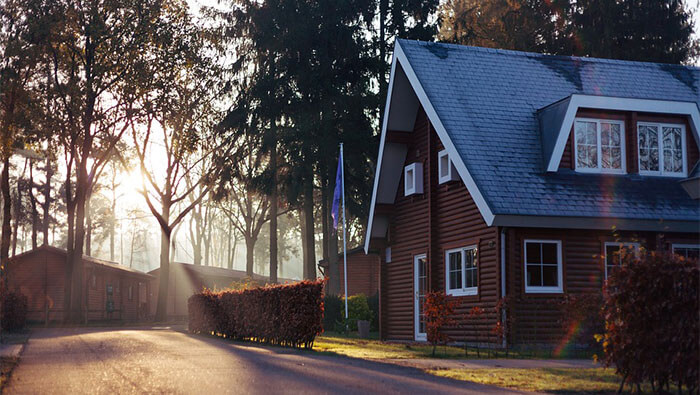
[313, 332, 592, 360]
[428, 367, 639, 393]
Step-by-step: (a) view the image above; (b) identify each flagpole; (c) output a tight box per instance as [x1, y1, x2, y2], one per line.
[340, 143, 348, 320]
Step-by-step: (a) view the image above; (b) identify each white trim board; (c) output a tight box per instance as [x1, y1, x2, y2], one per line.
[545, 95, 700, 172]
[364, 41, 496, 253]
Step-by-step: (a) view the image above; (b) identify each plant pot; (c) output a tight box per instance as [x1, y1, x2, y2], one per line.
[357, 320, 370, 338]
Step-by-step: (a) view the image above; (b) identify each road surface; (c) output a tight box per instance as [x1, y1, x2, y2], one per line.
[5, 327, 521, 394]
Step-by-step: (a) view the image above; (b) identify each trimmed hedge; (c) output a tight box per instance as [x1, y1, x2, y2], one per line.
[601, 251, 698, 393]
[1, 291, 28, 332]
[188, 279, 324, 349]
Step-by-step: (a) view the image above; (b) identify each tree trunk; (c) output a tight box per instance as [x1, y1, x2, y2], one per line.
[245, 235, 255, 277]
[64, 171, 75, 323]
[303, 175, 316, 280]
[11, 167, 21, 256]
[269, 136, 278, 284]
[229, 235, 236, 270]
[226, 219, 232, 269]
[42, 156, 52, 246]
[69, 163, 89, 324]
[29, 159, 38, 250]
[154, 224, 171, 322]
[85, 192, 92, 256]
[204, 203, 211, 266]
[1, 157, 11, 289]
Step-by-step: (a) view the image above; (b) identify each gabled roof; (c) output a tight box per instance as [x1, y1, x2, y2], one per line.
[10, 245, 153, 278]
[366, 40, 700, 251]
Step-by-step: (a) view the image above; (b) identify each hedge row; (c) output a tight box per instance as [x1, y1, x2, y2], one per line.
[1, 290, 28, 332]
[188, 279, 324, 349]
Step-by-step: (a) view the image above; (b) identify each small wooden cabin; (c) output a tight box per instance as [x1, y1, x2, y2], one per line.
[318, 247, 380, 297]
[149, 262, 295, 318]
[6, 245, 153, 323]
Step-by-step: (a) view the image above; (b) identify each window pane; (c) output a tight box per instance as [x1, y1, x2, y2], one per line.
[542, 265, 559, 286]
[638, 125, 660, 172]
[601, 123, 622, 169]
[576, 121, 598, 169]
[448, 252, 461, 290]
[542, 242, 558, 264]
[662, 127, 683, 173]
[605, 245, 620, 267]
[526, 242, 540, 263]
[527, 264, 542, 286]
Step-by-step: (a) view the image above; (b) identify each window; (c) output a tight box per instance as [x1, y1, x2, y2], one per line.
[438, 150, 458, 184]
[672, 244, 700, 260]
[638, 122, 686, 177]
[404, 162, 423, 196]
[385, 247, 392, 263]
[604, 242, 640, 280]
[524, 240, 563, 293]
[445, 246, 478, 296]
[574, 118, 626, 173]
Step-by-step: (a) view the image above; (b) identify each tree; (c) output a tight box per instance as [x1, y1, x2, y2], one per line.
[45, 0, 164, 323]
[131, 1, 226, 321]
[438, 0, 698, 64]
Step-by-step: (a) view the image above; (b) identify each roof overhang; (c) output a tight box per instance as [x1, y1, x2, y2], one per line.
[364, 40, 495, 253]
[540, 95, 700, 172]
[492, 215, 699, 233]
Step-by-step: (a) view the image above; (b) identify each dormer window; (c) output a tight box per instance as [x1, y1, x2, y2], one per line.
[404, 162, 423, 196]
[438, 150, 458, 184]
[637, 122, 686, 177]
[574, 118, 626, 174]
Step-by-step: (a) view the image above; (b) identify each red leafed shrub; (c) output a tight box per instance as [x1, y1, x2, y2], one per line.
[601, 251, 699, 393]
[424, 291, 458, 356]
[1, 290, 28, 332]
[188, 279, 325, 349]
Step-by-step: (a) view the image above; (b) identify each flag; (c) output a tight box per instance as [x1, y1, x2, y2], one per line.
[331, 149, 343, 231]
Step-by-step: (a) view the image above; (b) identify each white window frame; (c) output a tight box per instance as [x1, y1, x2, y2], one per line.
[603, 242, 640, 280]
[637, 122, 687, 177]
[444, 245, 478, 297]
[438, 149, 458, 184]
[672, 243, 700, 259]
[574, 118, 627, 174]
[414, 254, 428, 342]
[523, 239, 563, 294]
[404, 162, 423, 196]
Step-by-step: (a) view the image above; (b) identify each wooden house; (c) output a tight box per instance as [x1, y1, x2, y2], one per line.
[364, 40, 700, 344]
[6, 245, 153, 323]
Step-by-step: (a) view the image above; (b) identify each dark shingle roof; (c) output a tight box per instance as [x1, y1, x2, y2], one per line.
[399, 39, 700, 220]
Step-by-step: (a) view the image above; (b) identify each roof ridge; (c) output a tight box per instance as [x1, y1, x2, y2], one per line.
[397, 39, 700, 71]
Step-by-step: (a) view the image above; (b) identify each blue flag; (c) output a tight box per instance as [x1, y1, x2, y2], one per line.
[331, 149, 343, 231]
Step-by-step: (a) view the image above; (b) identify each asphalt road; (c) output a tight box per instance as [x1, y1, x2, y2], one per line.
[5, 327, 520, 394]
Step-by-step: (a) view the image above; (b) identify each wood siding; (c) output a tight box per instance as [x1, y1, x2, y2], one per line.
[381, 107, 499, 342]
[7, 247, 150, 323]
[321, 250, 380, 297]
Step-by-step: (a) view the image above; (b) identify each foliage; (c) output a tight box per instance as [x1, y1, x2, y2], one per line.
[347, 294, 373, 331]
[558, 293, 604, 351]
[367, 293, 379, 331]
[438, 0, 698, 64]
[323, 294, 344, 332]
[1, 291, 27, 332]
[324, 293, 376, 332]
[601, 251, 699, 393]
[423, 291, 458, 356]
[188, 279, 325, 349]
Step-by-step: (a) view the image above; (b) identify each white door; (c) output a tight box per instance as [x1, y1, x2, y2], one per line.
[414, 254, 428, 341]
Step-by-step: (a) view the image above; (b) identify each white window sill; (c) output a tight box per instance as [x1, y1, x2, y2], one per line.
[447, 288, 477, 297]
[524, 286, 563, 294]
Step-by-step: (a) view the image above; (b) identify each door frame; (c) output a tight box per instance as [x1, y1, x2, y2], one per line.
[414, 254, 427, 342]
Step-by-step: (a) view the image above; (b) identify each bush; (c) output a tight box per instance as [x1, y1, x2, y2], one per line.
[188, 279, 325, 349]
[323, 294, 343, 332]
[347, 294, 372, 331]
[601, 252, 698, 393]
[559, 293, 604, 351]
[1, 291, 28, 332]
[424, 291, 458, 356]
[367, 293, 379, 331]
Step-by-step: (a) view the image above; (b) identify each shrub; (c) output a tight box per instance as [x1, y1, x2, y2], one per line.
[188, 279, 325, 349]
[424, 291, 458, 356]
[367, 293, 379, 331]
[559, 293, 604, 351]
[1, 291, 28, 332]
[601, 251, 698, 393]
[323, 294, 343, 331]
[347, 294, 372, 331]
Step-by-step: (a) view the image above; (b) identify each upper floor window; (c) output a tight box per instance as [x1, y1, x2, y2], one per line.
[524, 239, 563, 293]
[404, 162, 423, 196]
[438, 150, 458, 184]
[574, 118, 626, 174]
[445, 246, 478, 296]
[638, 123, 686, 177]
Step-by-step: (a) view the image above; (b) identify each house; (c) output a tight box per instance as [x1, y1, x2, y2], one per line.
[364, 39, 700, 344]
[318, 247, 380, 297]
[149, 262, 296, 318]
[6, 245, 153, 323]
